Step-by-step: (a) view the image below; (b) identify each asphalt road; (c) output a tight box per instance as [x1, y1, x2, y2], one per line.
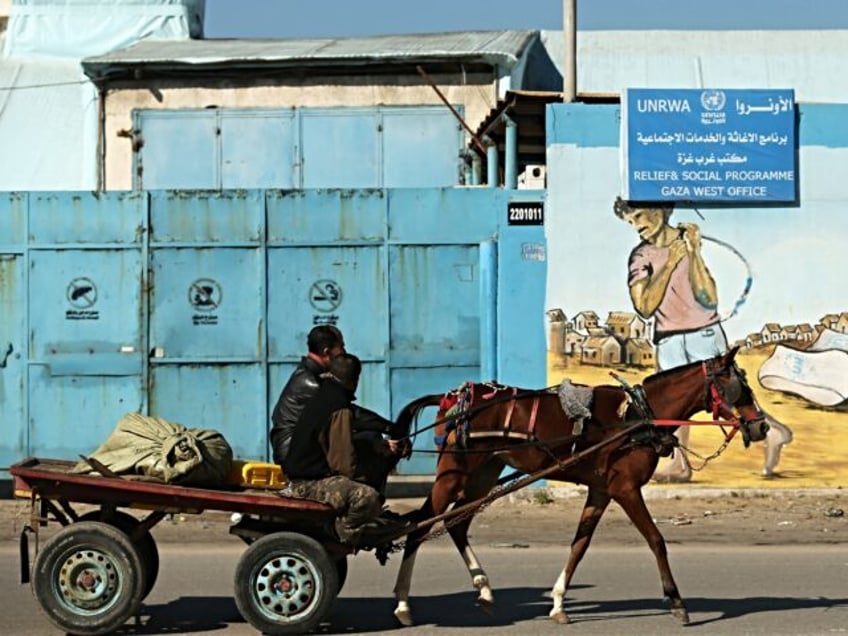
[3, 540, 847, 635]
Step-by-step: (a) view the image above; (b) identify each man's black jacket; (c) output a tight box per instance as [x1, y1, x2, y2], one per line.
[270, 356, 395, 465]
[270, 356, 323, 464]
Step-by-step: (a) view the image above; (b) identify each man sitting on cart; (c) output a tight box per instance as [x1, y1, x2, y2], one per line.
[270, 325, 405, 499]
[283, 353, 414, 545]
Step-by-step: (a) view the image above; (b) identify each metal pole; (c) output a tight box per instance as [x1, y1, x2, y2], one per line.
[416, 65, 488, 155]
[485, 137, 499, 188]
[563, 0, 577, 102]
[503, 114, 518, 189]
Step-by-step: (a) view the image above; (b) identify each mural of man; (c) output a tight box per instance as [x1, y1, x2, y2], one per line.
[613, 197, 792, 480]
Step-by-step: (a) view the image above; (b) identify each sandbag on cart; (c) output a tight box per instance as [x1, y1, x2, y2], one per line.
[72, 411, 233, 487]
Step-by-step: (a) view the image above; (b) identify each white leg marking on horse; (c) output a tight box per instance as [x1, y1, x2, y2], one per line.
[393, 552, 418, 626]
[394, 601, 413, 627]
[461, 545, 494, 606]
[548, 568, 566, 618]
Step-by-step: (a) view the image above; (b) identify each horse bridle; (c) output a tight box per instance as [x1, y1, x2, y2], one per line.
[702, 360, 766, 444]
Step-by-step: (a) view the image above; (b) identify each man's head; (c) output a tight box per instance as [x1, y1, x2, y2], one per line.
[307, 325, 346, 366]
[327, 353, 361, 392]
[613, 197, 675, 243]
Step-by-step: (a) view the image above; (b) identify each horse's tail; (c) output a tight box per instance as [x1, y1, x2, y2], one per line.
[391, 393, 443, 440]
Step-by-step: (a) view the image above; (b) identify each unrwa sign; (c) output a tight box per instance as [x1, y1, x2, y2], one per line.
[620, 88, 796, 202]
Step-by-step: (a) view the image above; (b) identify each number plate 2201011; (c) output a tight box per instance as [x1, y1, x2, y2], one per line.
[507, 202, 544, 225]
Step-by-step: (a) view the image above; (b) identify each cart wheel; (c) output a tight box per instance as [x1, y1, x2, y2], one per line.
[31, 521, 144, 636]
[78, 510, 159, 600]
[234, 531, 339, 636]
[335, 556, 348, 594]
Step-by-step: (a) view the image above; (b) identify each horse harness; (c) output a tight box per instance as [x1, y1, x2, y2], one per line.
[433, 382, 544, 450]
[429, 361, 752, 463]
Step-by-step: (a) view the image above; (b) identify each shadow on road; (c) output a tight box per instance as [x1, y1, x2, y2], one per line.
[110, 590, 848, 633]
[114, 596, 244, 634]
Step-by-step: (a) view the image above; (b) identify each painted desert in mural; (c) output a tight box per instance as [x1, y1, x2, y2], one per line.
[546, 309, 848, 489]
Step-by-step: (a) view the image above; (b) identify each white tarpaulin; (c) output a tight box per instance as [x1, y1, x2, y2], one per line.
[3, 0, 203, 59]
[0, 0, 201, 190]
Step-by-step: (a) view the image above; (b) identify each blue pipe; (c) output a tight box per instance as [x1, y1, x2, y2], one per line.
[485, 137, 498, 188]
[504, 114, 517, 189]
[471, 154, 482, 185]
[479, 239, 498, 381]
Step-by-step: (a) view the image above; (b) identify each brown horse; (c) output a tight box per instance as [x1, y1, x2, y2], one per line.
[390, 347, 768, 626]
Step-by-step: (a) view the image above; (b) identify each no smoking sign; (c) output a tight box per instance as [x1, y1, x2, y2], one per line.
[309, 280, 343, 313]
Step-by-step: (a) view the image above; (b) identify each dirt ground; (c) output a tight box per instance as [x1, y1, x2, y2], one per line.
[1, 486, 844, 548]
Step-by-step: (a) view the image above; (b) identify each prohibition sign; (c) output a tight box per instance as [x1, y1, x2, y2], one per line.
[67, 277, 97, 309]
[309, 279, 343, 313]
[189, 278, 222, 312]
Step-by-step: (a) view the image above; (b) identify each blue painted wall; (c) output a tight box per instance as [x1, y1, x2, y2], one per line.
[544, 101, 848, 345]
[543, 100, 848, 487]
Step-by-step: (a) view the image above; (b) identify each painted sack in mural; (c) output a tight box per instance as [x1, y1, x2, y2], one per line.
[72, 412, 233, 486]
[759, 329, 848, 407]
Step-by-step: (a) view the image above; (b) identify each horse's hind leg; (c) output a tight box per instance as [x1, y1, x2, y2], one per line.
[392, 493, 433, 626]
[445, 459, 504, 612]
[613, 487, 689, 624]
[549, 488, 610, 625]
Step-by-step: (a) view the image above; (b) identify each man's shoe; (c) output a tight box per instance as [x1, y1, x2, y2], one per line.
[358, 517, 417, 546]
[379, 507, 405, 521]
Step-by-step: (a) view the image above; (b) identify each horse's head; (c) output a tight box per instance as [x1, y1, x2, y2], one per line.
[702, 347, 769, 447]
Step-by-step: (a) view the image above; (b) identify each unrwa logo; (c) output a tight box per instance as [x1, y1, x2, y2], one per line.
[700, 90, 726, 112]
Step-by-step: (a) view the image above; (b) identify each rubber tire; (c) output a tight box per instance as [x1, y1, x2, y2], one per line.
[335, 556, 348, 594]
[234, 531, 339, 636]
[31, 521, 145, 636]
[78, 510, 159, 600]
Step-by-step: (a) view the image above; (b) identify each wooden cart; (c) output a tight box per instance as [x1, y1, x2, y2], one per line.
[11, 457, 361, 636]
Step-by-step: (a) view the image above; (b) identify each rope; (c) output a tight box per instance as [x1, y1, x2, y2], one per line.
[404, 432, 580, 455]
[701, 233, 753, 323]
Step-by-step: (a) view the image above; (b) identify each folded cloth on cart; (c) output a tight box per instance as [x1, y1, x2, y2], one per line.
[72, 412, 233, 487]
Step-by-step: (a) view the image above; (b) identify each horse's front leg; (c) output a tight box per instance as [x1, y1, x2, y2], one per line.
[441, 498, 495, 610]
[549, 488, 610, 624]
[393, 468, 468, 626]
[613, 487, 689, 624]
[444, 458, 503, 612]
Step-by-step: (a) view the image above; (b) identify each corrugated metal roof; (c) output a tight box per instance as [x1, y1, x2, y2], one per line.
[81, 30, 537, 78]
[541, 29, 848, 103]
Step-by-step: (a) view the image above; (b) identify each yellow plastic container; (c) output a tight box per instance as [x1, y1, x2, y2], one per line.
[227, 459, 286, 489]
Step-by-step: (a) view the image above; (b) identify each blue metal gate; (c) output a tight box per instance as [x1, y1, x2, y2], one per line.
[27, 193, 145, 458]
[0, 188, 546, 477]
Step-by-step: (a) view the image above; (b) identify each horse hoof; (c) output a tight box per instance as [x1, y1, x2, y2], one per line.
[551, 611, 570, 624]
[394, 607, 414, 627]
[672, 607, 690, 625]
[477, 596, 495, 614]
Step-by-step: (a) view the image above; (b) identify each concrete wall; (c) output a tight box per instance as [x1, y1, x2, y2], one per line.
[544, 101, 848, 486]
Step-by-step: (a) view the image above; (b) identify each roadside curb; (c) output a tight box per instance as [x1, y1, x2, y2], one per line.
[386, 478, 844, 502]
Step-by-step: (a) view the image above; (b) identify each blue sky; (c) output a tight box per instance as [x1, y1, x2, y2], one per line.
[204, 0, 848, 38]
